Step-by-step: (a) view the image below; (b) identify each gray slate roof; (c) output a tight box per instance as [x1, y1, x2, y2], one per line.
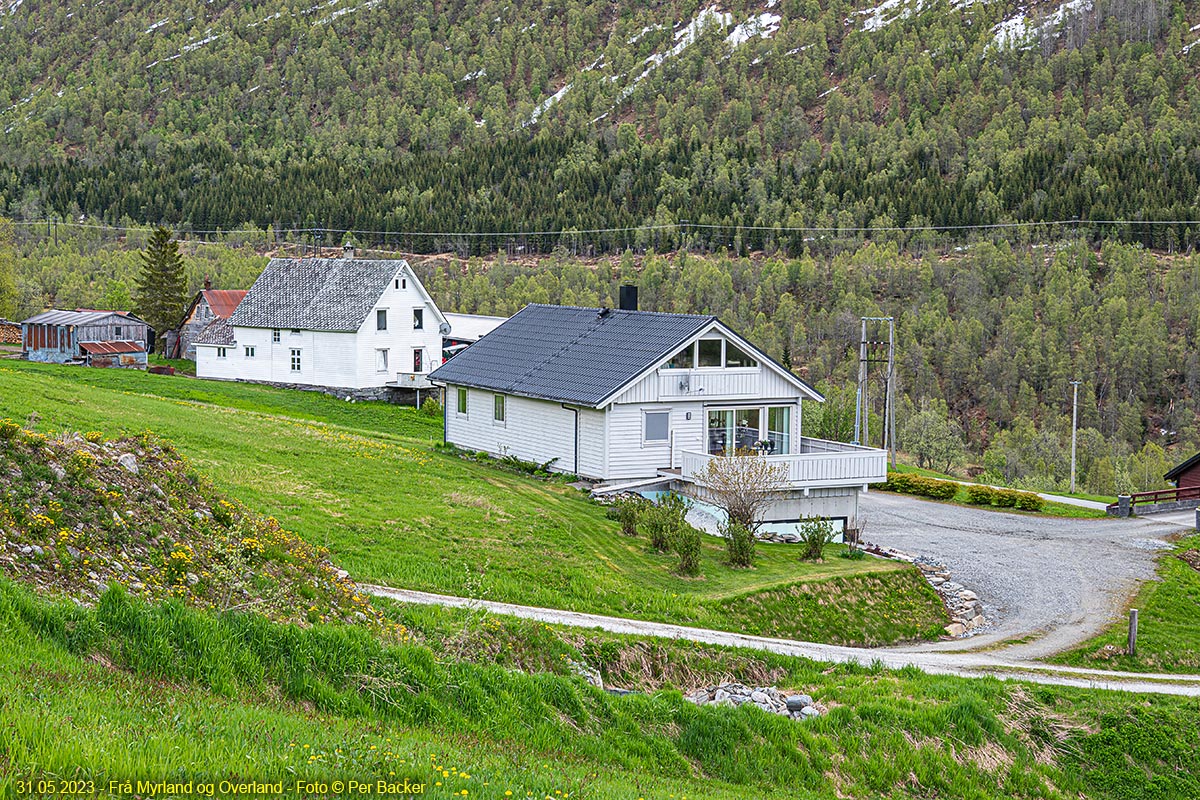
[429, 304, 720, 407]
[230, 258, 405, 332]
[193, 317, 235, 346]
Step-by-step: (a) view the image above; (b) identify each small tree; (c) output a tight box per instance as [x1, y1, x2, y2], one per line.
[694, 451, 789, 532]
[798, 516, 835, 561]
[134, 226, 188, 352]
[901, 401, 966, 474]
[641, 492, 688, 553]
[605, 495, 646, 537]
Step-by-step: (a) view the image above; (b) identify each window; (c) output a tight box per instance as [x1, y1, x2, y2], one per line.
[244, 346, 255, 358]
[217, 347, 228, 359]
[401, 277, 407, 290]
[698, 339, 723, 367]
[663, 345, 694, 369]
[376, 309, 388, 331]
[456, 387, 468, 415]
[290, 329, 301, 335]
[376, 349, 389, 372]
[394, 278, 400, 290]
[644, 411, 670, 443]
[493, 394, 506, 424]
[413, 349, 424, 372]
[114, 325, 123, 338]
[272, 329, 280, 343]
[413, 309, 424, 330]
[767, 406, 792, 455]
[290, 349, 301, 372]
[725, 341, 758, 368]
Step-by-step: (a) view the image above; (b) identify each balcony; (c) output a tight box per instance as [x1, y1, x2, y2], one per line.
[676, 437, 888, 491]
[389, 371, 434, 389]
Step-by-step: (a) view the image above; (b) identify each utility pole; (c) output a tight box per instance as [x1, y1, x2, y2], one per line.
[855, 316, 896, 466]
[1070, 379, 1082, 494]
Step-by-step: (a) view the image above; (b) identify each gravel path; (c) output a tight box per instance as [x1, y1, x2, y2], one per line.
[860, 492, 1188, 659]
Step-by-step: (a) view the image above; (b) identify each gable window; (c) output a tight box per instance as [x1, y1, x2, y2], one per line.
[376, 349, 389, 372]
[663, 345, 695, 369]
[644, 410, 670, 444]
[413, 309, 424, 330]
[290, 349, 302, 372]
[698, 339, 723, 368]
[725, 341, 758, 368]
[272, 329, 281, 343]
[217, 347, 228, 359]
[114, 325, 123, 338]
[493, 394, 506, 424]
[395, 278, 400, 290]
[244, 345, 256, 358]
[376, 309, 388, 331]
[456, 387, 468, 416]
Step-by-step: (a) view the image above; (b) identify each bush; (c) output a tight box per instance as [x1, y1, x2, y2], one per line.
[882, 471, 958, 500]
[84, 431, 105, 444]
[641, 492, 688, 553]
[1013, 491, 1044, 511]
[722, 521, 756, 568]
[993, 489, 1020, 508]
[420, 396, 442, 417]
[0, 419, 19, 440]
[799, 517, 836, 561]
[671, 522, 702, 576]
[965, 484, 996, 505]
[605, 496, 645, 537]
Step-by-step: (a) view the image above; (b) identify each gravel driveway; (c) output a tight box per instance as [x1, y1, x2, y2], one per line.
[860, 492, 1190, 659]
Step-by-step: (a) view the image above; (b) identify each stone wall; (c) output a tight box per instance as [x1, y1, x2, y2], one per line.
[1108, 495, 1200, 517]
[206, 377, 428, 405]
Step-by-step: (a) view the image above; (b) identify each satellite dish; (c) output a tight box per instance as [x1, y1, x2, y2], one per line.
[438, 322, 451, 336]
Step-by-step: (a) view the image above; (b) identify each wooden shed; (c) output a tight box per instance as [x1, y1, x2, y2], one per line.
[1164, 452, 1200, 490]
[21, 309, 152, 367]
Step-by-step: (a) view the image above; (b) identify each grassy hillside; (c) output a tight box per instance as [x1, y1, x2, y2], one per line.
[1, 1, 1198, 249]
[0, 359, 948, 645]
[5, 578, 1200, 800]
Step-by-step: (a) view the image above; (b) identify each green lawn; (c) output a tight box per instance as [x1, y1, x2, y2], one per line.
[0, 360, 945, 645]
[1053, 534, 1200, 674]
[147, 353, 198, 375]
[5, 579, 1200, 800]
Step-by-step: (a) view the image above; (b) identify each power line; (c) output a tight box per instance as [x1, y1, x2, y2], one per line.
[10, 217, 1200, 239]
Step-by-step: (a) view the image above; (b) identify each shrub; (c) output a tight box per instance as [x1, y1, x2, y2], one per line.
[1013, 491, 1044, 511]
[641, 492, 688, 553]
[965, 484, 996, 505]
[993, 489, 1020, 508]
[671, 522, 702, 576]
[722, 520, 756, 568]
[799, 517, 835, 561]
[839, 545, 866, 560]
[605, 496, 646, 537]
[84, 431, 105, 444]
[66, 449, 97, 478]
[922, 477, 959, 500]
[420, 396, 442, 417]
[883, 471, 958, 500]
[0, 419, 19, 440]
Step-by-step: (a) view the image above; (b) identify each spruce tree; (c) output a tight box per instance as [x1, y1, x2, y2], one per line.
[134, 227, 187, 351]
[0, 217, 17, 320]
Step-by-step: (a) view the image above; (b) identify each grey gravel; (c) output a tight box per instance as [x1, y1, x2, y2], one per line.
[861, 492, 1188, 659]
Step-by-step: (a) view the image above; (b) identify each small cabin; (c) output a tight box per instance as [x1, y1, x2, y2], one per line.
[22, 309, 152, 367]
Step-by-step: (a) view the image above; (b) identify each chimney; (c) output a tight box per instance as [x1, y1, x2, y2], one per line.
[342, 243, 355, 259]
[203, 275, 212, 290]
[619, 284, 638, 311]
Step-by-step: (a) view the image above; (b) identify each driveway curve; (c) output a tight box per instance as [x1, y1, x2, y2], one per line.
[859, 492, 1189, 659]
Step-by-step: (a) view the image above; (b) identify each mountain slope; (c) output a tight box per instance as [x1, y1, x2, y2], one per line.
[1, 0, 1197, 251]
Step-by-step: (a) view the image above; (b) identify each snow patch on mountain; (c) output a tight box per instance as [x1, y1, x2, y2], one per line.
[526, 83, 572, 126]
[858, 0, 926, 32]
[726, 12, 781, 46]
[992, 0, 1093, 49]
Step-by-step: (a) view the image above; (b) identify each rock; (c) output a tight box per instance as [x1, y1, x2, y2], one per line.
[185, 572, 200, 586]
[927, 576, 946, 585]
[117, 453, 139, 474]
[958, 590, 978, 602]
[49, 463, 66, 481]
[787, 694, 814, 711]
[66, 546, 81, 559]
[566, 658, 604, 689]
[971, 615, 985, 627]
[150, 483, 166, 498]
[713, 689, 730, 703]
[29, 544, 44, 556]
[942, 582, 964, 593]
[335, 568, 350, 580]
[20, 545, 32, 555]
[87, 570, 99, 580]
[944, 623, 967, 636]
[687, 690, 709, 705]
[750, 690, 770, 705]
[800, 706, 821, 718]
[128, 581, 145, 591]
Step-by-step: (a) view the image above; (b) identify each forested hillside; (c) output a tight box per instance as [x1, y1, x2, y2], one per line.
[2, 0, 1199, 252]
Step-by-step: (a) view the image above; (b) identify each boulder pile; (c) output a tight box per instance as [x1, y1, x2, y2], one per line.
[912, 556, 987, 636]
[686, 683, 823, 720]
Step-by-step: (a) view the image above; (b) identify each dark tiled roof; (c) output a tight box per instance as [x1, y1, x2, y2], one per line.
[193, 317, 235, 346]
[230, 258, 404, 332]
[429, 304, 716, 407]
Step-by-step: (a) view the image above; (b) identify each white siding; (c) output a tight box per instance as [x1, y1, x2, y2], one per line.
[352, 267, 445, 387]
[614, 364, 804, 405]
[605, 401, 706, 480]
[445, 387, 576, 474]
[577, 408, 607, 479]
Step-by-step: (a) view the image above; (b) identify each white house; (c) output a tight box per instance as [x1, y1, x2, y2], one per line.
[428, 300, 887, 525]
[195, 253, 447, 394]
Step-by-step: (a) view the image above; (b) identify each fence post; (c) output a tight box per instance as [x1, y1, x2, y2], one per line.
[1117, 494, 1132, 517]
[1128, 609, 1138, 657]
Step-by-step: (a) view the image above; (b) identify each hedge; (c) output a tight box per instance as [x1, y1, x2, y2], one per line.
[882, 474, 1045, 512]
[881, 472, 958, 500]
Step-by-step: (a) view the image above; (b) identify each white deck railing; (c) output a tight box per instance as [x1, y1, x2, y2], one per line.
[678, 437, 888, 490]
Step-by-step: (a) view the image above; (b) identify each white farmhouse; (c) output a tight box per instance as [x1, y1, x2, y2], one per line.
[195, 254, 447, 397]
[429, 300, 887, 526]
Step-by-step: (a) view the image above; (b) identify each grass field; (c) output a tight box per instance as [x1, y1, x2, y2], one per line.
[4, 578, 1200, 800]
[1053, 534, 1200, 674]
[0, 360, 946, 645]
